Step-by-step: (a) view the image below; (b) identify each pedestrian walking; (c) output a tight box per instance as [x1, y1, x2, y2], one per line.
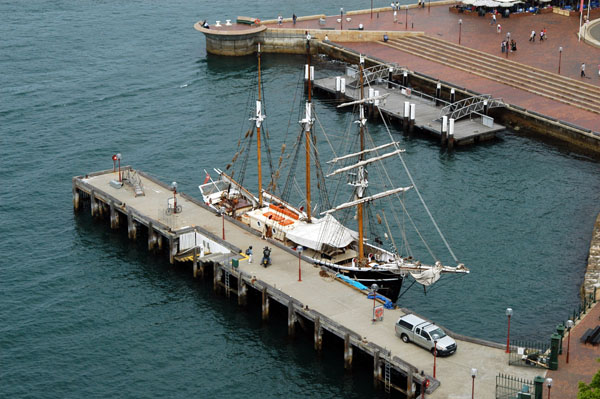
[278, 14, 282, 25]
[497, 24, 501, 34]
[293, 13, 297, 25]
[539, 29, 544, 41]
[491, 13, 497, 25]
[246, 246, 253, 263]
[393, 9, 397, 23]
[598, 64, 600, 78]
[501, 40, 506, 53]
[529, 30, 535, 42]
[581, 63, 586, 77]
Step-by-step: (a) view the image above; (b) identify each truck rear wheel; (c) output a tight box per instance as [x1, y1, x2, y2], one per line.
[401, 334, 409, 343]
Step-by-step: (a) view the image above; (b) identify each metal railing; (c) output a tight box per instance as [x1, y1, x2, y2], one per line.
[495, 374, 535, 399]
[439, 94, 505, 121]
[508, 340, 550, 369]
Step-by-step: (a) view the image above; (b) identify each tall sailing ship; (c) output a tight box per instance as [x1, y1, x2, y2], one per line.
[199, 42, 468, 300]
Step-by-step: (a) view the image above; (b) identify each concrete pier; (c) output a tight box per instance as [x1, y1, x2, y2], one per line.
[73, 166, 544, 398]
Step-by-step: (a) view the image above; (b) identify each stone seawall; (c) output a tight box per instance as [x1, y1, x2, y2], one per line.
[585, 213, 600, 300]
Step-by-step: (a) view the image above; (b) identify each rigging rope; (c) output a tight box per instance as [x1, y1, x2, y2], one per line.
[377, 106, 460, 264]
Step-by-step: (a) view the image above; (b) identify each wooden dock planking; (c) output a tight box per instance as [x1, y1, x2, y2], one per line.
[313, 75, 505, 145]
[73, 167, 542, 398]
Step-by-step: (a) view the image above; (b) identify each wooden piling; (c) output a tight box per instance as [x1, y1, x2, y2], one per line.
[169, 236, 175, 265]
[193, 246, 198, 278]
[288, 300, 295, 337]
[314, 316, 322, 352]
[344, 333, 353, 370]
[238, 276, 247, 306]
[90, 190, 97, 217]
[406, 368, 415, 399]
[73, 188, 80, 212]
[374, 350, 381, 388]
[261, 287, 269, 321]
[147, 222, 155, 250]
[109, 201, 119, 229]
[213, 263, 221, 293]
[127, 211, 137, 240]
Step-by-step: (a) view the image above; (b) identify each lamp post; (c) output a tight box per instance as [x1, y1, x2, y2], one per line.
[116, 153, 122, 182]
[428, 0, 431, 14]
[558, 47, 563, 74]
[566, 319, 574, 363]
[112, 154, 117, 173]
[340, 8, 344, 30]
[458, 19, 463, 45]
[432, 333, 439, 378]
[371, 0, 373, 19]
[405, 6, 408, 29]
[471, 368, 477, 399]
[370, 283, 378, 321]
[546, 378, 553, 399]
[505, 307, 513, 353]
[297, 245, 303, 282]
[220, 206, 226, 240]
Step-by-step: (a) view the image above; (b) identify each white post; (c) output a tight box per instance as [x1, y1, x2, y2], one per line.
[404, 101, 410, 118]
[340, 78, 346, 94]
[310, 66, 314, 81]
[409, 103, 416, 120]
[374, 90, 380, 106]
[304, 64, 309, 80]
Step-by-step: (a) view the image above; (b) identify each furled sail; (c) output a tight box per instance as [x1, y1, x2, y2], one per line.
[409, 263, 443, 286]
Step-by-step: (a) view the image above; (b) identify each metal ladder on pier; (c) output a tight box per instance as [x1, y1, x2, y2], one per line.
[384, 351, 391, 394]
[224, 270, 230, 297]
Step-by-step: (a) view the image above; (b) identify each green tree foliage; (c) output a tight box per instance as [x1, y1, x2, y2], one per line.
[578, 359, 600, 399]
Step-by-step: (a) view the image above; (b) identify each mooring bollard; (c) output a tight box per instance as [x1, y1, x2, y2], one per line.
[441, 115, 448, 146]
[388, 67, 393, 89]
[409, 103, 416, 134]
[435, 82, 441, 106]
[448, 117, 455, 149]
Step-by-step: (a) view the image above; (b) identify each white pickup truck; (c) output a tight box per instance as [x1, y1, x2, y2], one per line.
[395, 314, 457, 356]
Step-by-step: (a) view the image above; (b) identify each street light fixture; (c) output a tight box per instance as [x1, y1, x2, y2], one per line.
[171, 181, 178, 214]
[471, 368, 477, 399]
[558, 46, 563, 74]
[546, 378, 553, 399]
[458, 19, 463, 45]
[340, 8, 344, 30]
[432, 333, 440, 378]
[505, 307, 513, 353]
[370, 283, 378, 321]
[371, 0, 373, 19]
[566, 319, 574, 363]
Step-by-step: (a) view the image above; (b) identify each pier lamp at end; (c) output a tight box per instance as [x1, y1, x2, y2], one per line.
[546, 378, 553, 399]
[470, 368, 477, 399]
[505, 307, 513, 353]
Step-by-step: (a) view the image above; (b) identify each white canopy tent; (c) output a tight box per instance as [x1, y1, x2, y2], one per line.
[286, 214, 358, 251]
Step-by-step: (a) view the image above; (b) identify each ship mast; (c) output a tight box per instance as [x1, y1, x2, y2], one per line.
[357, 55, 366, 263]
[303, 33, 313, 222]
[255, 43, 265, 207]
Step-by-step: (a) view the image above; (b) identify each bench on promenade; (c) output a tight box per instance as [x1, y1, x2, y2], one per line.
[581, 326, 600, 345]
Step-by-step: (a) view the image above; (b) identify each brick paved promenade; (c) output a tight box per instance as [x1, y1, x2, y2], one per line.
[277, 4, 600, 132]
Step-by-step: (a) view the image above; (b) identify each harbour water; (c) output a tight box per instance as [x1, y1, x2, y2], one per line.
[1, 0, 599, 397]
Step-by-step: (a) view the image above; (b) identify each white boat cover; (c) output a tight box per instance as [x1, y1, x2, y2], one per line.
[286, 214, 358, 251]
[410, 265, 442, 286]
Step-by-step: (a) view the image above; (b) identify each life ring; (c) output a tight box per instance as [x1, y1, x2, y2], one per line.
[374, 307, 384, 319]
[255, 18, 260, 24]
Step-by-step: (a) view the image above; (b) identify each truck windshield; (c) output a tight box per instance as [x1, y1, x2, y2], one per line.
[428, 327, 446, 339]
